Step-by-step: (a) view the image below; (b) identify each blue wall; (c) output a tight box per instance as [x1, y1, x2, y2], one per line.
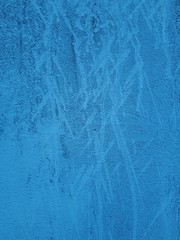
[0, 1, 179, 239]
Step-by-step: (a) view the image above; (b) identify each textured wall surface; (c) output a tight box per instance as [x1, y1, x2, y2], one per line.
[0, 1, 179, 239]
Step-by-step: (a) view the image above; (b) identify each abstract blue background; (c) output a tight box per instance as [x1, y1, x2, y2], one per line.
[0, 0, 179, 239]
